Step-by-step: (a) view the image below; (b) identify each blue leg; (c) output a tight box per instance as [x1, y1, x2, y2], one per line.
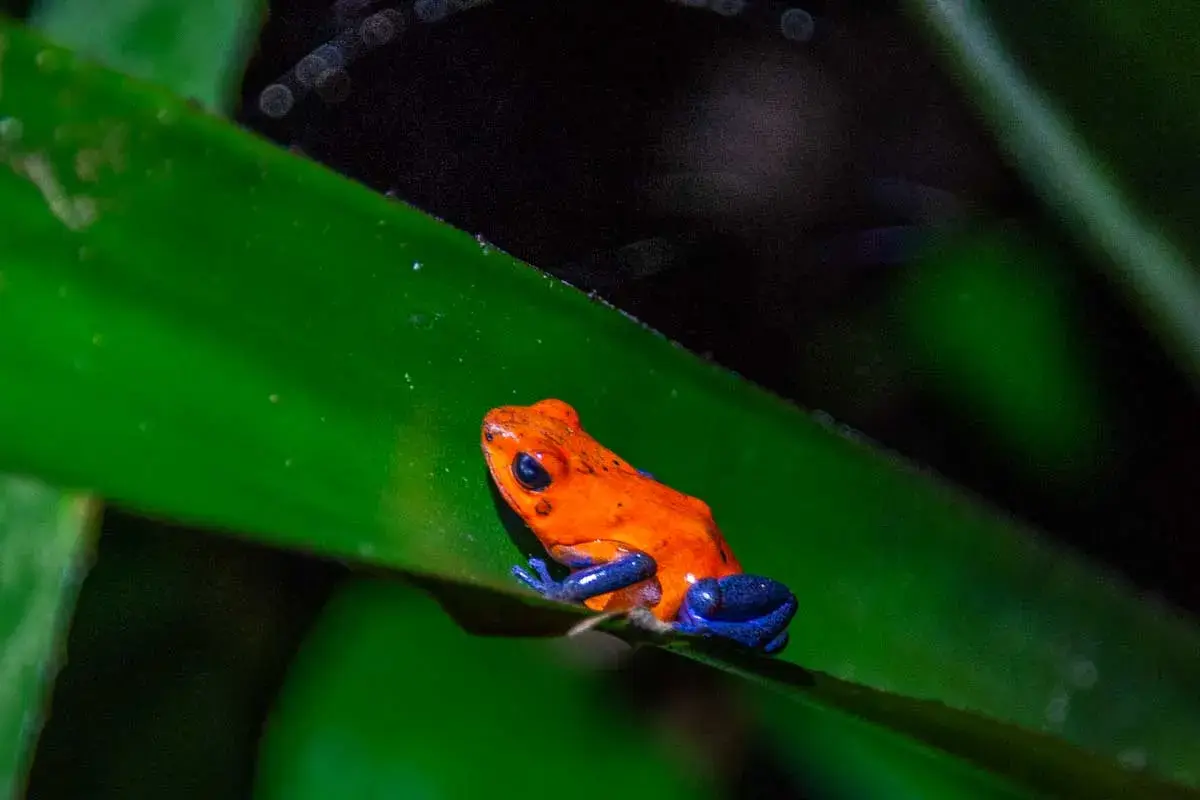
[675, 574, 798, 654]
[512, 552, 657, 604]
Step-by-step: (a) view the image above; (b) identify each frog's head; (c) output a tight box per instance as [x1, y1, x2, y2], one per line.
[481, 399, 582, 523]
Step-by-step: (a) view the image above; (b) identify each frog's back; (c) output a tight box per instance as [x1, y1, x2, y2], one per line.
[553, 469, 738, 568]
[641, 484, 740, 572]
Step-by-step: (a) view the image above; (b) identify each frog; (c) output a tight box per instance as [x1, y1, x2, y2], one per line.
[481, 398, 797, 654]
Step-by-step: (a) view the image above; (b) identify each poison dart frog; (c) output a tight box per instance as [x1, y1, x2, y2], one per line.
[481, 398, 797, 654]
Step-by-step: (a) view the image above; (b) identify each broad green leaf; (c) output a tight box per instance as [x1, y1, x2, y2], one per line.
[1, 1, 256, 795]
[28, 0, 265, 113]
[0, 475, 97, 798]
[0, 16, 1198, 790]
[904, 0, 1200, 383]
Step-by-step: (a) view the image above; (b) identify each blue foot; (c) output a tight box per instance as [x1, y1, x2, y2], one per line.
[512, 557, 567, 599]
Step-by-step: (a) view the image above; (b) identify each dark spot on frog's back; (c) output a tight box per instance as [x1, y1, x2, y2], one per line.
[534, 499, 553, 516]
[706, 522, 729, 563]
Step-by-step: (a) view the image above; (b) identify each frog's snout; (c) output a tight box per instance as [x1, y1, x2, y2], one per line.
[482, 407, 522, 442]
[481, 416, 509, 443]
[481, 419, 503, 455]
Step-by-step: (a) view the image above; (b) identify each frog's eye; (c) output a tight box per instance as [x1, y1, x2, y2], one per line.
[512, 452, 553, 491]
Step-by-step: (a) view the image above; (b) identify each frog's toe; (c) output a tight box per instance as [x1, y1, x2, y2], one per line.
[512, 557, 556, 596]
[763, 630, 790, 655]
[511, 563, 540, 591]
[526, 557, 555, 583]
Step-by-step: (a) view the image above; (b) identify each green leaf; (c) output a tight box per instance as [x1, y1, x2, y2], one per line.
[0, 15, 1198, 791]
[904, 0, 1200, 383]
[0, 475, 97, 798]
[28, 0, 265, 113]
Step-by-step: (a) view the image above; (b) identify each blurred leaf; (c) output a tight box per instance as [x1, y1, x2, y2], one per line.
[254, 580, 704, 800]
[28, 0, 265, 113]
[897, 227, 1110, 483]
[26, 514, 339, 799]
[0, 16, 1199, 790]
[0, 475, 97, 798]
[904, 0, 1200, 384]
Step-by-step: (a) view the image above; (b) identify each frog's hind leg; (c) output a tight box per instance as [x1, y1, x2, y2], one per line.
[675, 574, 798, 653]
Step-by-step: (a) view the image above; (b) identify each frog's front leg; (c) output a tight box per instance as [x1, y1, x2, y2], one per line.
[512, 551, 657, 605]
[675, 574, 798, 654]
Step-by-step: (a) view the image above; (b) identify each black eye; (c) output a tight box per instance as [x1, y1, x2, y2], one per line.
[512, 452, 552, 491]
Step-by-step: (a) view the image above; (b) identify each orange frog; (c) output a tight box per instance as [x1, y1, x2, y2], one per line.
[482, 398, 797, 654]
